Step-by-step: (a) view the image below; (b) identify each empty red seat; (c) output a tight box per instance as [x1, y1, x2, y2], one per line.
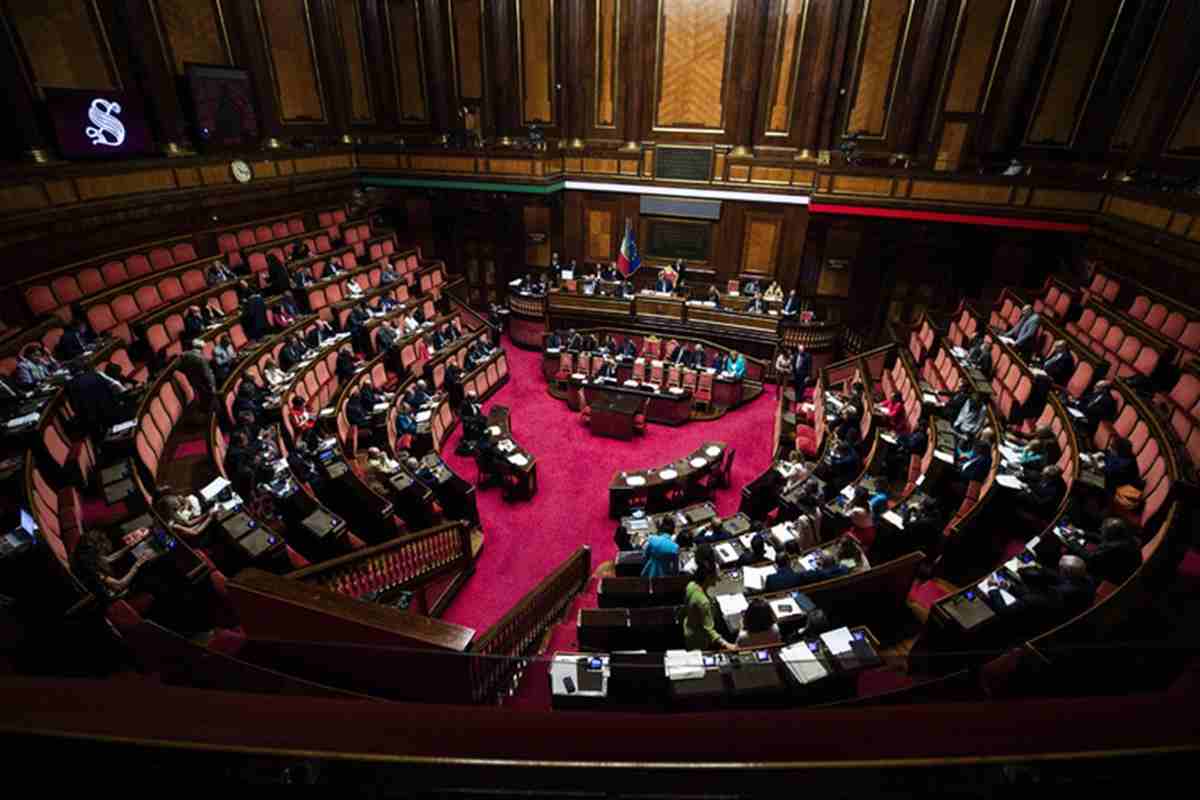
[77, 268, 104, 296]
[254, 225, 273, 243]
[101, 261, 128, 286]
[237, 229, 256, 248]
[272, 222, 289, 239]
[180, 269, 206, 294]
[25, 285, 57, 316]
[51, 275, 83, 307]
[134, 286, 162, 312]
[149, 248, 174, 270]
[164, 314, 185, 342]
[126, 254, 153, 278]
[173, 243, 197, 263]
[218, 233, 239, 254]
[288, 217, 304, 234]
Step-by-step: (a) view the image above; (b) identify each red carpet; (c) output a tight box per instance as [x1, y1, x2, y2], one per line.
[439, 337, 779, 631]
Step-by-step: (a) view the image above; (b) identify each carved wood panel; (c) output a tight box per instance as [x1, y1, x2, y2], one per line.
[450, 0, 485, 102]
[941, 0, 1013, 114]
[148, 0, 231, 74]
[385, 0, 429, 123]
[1025, 0, 1123, 147]
[594, 0, 620, 128]
[586, 208, 615, 261]
[845, 0, 914, 139]
[742, 213, 782, 276]
[7, 0, 118, 93]
[765, 0, 810, 136]
[1111, 1, 1168, 150]
[255, 0, 326, 123]
[334, 0, 373, 122]
[653, 0, 736, 132]
[523, 205, 551, 266]
[1166, 70, 1200, 156]
[519, 0, 555, 125]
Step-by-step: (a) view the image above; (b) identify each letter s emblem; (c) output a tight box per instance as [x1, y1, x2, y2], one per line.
[85, 98, 126, 148]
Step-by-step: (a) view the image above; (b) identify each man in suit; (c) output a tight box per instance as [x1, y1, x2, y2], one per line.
[965, 333, 992, 376]
[746, 292, 767, 313]
[579, 332, 598, 353]
[621, 337, 638, 359]
[990, 555, 1095, 626]
[666, 341, 688, 366]
[1018, 464, 1067, 518]
[1072, 380, 1117, 435]
[1081, 518, 1142, 585]
[266, 254, 291, 297]
[742, 277, 761, 296]
[549, 252, 563, 285]
[1040, 339, 1076, 386]
[598, 357, 619, 381]
[56, 319, 92, 361]
[565, 329, 583, 351]
[459, 390, 486, 447]
[957, 429, 994, 483]
[336, 349, 360, 382]
[307, 319, 336, 349]
[792, 345, 811, 401]
[444, 361, 464, 408]
[346, 389, 381, 445]
[1003, 305, 1041, 357]
[405, 380, 432, 411]
[545, 330, 562, 351]
[691, 343, 707, 369]
[429, 326, 446, 352]
[782, 290, 800, 316]
[292, 266, 315, 290]
[347, 303, 372, 355]
[288, 437, 323, 489]
[241, 293, 270, 341]
[67, 366, 130, 439]
[377, 319, 400, 352]
[207, 260, 236, 287]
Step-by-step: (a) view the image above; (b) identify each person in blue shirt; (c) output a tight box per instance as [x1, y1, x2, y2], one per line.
[725, 350, 746, 379]
[641, 518, 683, 578]
[957, 429, 994, 482]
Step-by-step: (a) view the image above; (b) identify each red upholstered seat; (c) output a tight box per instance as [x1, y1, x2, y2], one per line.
[254, 225, 273, 243]
[126, 254, 153, 278]
[149, 248, 174, 270]
[272, 222, 289, 239]
[218, 233, 239, 254]
[288, 217, 305, 234]
[101, 260, 128, 286]
[78, 268, 104, 296]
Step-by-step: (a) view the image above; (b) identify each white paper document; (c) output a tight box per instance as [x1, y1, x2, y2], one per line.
[5, 412, 39, 429]
[716, 593, 749, 617]
[935, 449, 955, 463]
[882, 510, 905, 529]
[416, 410, 432, 423]
[624, 474, 646, 487]
[820, 627, 855, 655]
[780, 642, 829, 684]
[109, 419, 137, 435]
[507, 454, 528, 467]
[664, 650, 705, 681]
[741, 565, 776, 592]
[923, 392, 940, 403]
[996, 474, 1025, 490]
[199, 476, 231, 502]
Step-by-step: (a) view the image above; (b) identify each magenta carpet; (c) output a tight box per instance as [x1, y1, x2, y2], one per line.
[439, 337, 779, 631]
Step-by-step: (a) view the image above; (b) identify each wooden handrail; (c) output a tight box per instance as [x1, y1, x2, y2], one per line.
[467, 545, 591, 704]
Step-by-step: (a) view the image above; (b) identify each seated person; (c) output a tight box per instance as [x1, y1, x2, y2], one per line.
[640, 519, 684, 577]
[380, 264, 401, 285]
[207, 260, 236, 286]
[288, 438, 323, 487]
[964, 333, 992, 376]
[690, 342, 707, 369]
[14, 345, 59, 392]
[736, 533, 769, 567]
[405, 379, 433, 411]
[232, 380, 266, 427]
[290, 241, 311, 262]
[956, 429, 995, 483]
[741, 277, 761, 296]
[597, 356, 619, 381]
[211, 335, 238, 384]
[345, 278, 364, 299]
[988, 554, 1096, 624]
[707, 284, 722, 307]
[1081, 518, 1142, 585]
[1015, 435, 1054, 479]
[722, 350, 747, 380]
[782, 289, 800, 316]
[345, 389, 378, 439]
[1040, 339, 1076, 386]
[620, 337, 638, 359]
[360, 379, 385, 410]
[952, 391, 986, 440]
[393, 406, 418, 445]
[401, 312, 421, 334]
[405, 456, 437, 487]
[103, 363, 141, 393]
[292, 265, 315, 289]
[832, 406, 862, 446]
[545, 330, 562, 351]
[288, 396, 315, 436]
[737, 598, 782, 648]
[846, 507, 876, 553]
[654, 272, 674, 293]
[335, 348, 361, 382]
[600, 261, 620, 282]
[1018, 464, 1068, 517]
[365, 446, 401, 475]
[820, 439, 861, 486]
[307, 319, 337, 349]
[279, 335, 308, 371]
[600, 333, 618, 354]
[1101, 436, 1142, 495]
[71, 528, 160, 603]
[878, 391, 907, 433]
[459, 390, 486, 442]
[157, 491, 211, 541]
[746, 292, 767, 313]
[183, 305, 207, 339]
[666, 340, 688, 365]
[565, 329, 583, 351]
[1001, 304, 1041, 357]
[376, 318, 401, 351]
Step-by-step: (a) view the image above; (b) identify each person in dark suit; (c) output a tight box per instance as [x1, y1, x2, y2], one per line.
[459, 390, 485, 445]
[266, 254, 291, 296]
[792, 345, 811, 401]
[289, 241, 311, 262]
[1003, 305, 1041, 357]
[1018, 464, 1068, 517]
[405, 380, 432, 411]
[347, 303, 372, 354]
[597, 357, 618, 380]
[621, 338, 638, 359]
[232, 380, 265, 429]
[405, 457, 437, 488]
[293, 266, 315, 289]
[56, 319, 92, 361]
[545, 331, 562, 350]
[832, 406, 861, 447]
[957, 430, 994, 483]
[377, 319, 400, 351]
[345, 389, 379, 445]
[66, 367, 130, 438]
[307, 319, 335, 349]
[711, 351, 727, 374]
[742, 277, 761, 296]
[746, 292, 767, 313]
[821, 440, 861, 486]
[565, 329, 583, 351]
[207, 261, 236, 286]
[965, 333, 992, 377]
[1102, 436, 1142, 495]
[1082, 518, 1142, 585]
[736, 533, 768, 567]
[288, 437, 323, 489]
[1040, 340, 1076, 386]
[359, 380, 383, 410]
[241, 292, 270, 341]
[666, 341, 687, 366]
[429, 326, 446, 352]
[182, 305, 207, 340]
[444, 361, 464, 408]
[579, 332, 598, 353]
[336, 349, 360, 382]
[989, 555, 1095, 625]
[782, 290, 800, 316]
[689, 343, 707, 369]
[278, 336, 306, 371]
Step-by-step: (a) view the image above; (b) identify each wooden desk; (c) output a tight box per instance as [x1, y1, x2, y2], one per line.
[635, 294, 685, 322]
[573, 377, 693, 426]
[483, 405, 537, 500]
[607, 441, 726, 517]
[589, 393, 640, 440]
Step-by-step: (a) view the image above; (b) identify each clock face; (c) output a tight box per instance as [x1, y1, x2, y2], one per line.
[230, 160, 252, 183]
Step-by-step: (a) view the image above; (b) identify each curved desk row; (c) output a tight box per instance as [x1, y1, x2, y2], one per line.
[608, 442, 727, 518]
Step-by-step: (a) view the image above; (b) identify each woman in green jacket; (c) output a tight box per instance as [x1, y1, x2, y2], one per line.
[683, 544, 737, 652]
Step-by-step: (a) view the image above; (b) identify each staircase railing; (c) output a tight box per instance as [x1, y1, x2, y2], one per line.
[466, 545, 591, 704]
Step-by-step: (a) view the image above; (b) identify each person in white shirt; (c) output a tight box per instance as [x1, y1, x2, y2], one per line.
[346, 279, 364, 298]
[262, 357, 288, 389]
[366, 446, 401, 475]
[402, 314, 420, 334]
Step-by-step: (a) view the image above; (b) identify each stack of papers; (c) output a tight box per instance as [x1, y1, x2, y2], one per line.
[741, 565, 777, 592]
[416, 410, 432, 423]
[770, 522, 796, 547]
[664, 650, 706, 681]
[882, 510, 905, 529]
[780, 642, 828, 684]
[996, 474, 1025, 490]
[199, 476, 231, 502]
[373, 402, 390, 413]
[819, 627, 855, 655]
[507, 454, 528, 467]
[5, 412, 39, 429]
[950, 346, 967, 359]
[716, 592, 749, 619]
[934, 449, 955, 463]
[922, 392, 940, 403]
[880, 432, 898, 444]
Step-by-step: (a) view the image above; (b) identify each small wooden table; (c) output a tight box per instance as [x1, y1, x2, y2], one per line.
[590, 393, 641, 440]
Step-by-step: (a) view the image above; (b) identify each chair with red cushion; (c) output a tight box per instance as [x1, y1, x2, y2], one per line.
[579, 388, 592, 426]
[633, 398, 648, 434]
[695, 371, 714, 411]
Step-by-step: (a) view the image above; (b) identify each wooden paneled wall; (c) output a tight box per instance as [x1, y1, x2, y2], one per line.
[3, 0, 1200, 168]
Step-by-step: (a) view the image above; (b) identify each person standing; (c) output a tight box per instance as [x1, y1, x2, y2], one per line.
[683, 545, 737, 652]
